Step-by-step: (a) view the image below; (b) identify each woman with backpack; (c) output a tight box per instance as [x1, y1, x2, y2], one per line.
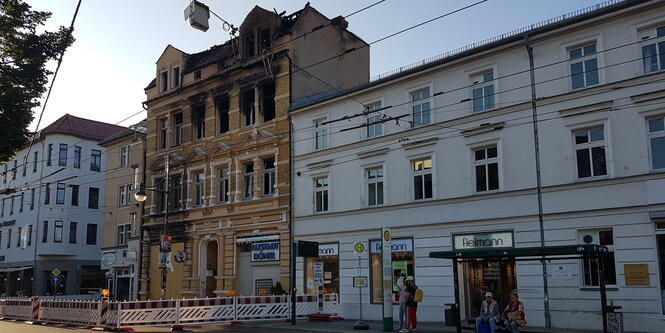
[401, 276, 418, 333]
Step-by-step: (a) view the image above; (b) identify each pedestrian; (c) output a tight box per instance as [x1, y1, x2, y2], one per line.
[401, 276, 418, 333]
[476, 291, 500, 333]
[503, 291, 525, 332]
[397, 275, 408, 331]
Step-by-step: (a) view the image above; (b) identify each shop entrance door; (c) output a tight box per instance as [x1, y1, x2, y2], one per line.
[462, 261, 517, 320]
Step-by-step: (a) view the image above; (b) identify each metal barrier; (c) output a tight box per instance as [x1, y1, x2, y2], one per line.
[0, 293, 337, 328]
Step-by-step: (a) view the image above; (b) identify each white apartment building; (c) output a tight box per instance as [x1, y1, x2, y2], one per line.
[0, 114, 126, 296]
[290, 0, 665, 331]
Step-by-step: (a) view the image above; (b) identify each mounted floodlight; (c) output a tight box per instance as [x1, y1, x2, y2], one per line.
[169, 152, 185, 161]
[217, 142, 230, 150]
[194, 147, 207, 156]
[184, 0, 210, 32]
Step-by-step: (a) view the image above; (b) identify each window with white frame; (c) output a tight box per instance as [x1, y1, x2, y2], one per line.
[171, 66, 180, 88]
[472, 71, 495, 113]
[579, 229, 616, 286]
[314, 119, 328, 150]
[58, 144, 67, 166]
[54, 220, 63, 243]
[574, 127, 607, 179]
[648, 116, 665, 170]
[366, 102, 383, 138]
[118, 184, 131, 206]
[73, 146, 81, 168]
[474, 146, 499, 192]
[90, 149, 101, 171]
[366, 167, 384, 206]
[56, 183, 66, 204]
[411, 89, 430, 127]
[412, 158, 433, 200]
[314, 176, 329, 213]
[569, 43, 599, 89]
[244, 163, 254, 199]
[640, 25, 665, 74]
[263, 158, 276, 196]
[120, 146, 130, 167]
[218, 168, 229, 203]
[194, 172, 204, 207]
[159, 70, 168, 92]
[117, 224, 132, 246]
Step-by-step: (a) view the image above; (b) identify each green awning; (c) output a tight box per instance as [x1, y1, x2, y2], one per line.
[429, 244, 607, 260]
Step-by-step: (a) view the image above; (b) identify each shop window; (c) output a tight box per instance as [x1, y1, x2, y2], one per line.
[656, 230, 665, 314]
[370, 238, 414, 303]
[305, 243, 340, 295]
[579, 229, 616, 286]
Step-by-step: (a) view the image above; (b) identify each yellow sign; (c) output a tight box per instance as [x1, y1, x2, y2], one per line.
[624, 264, 649, 286]
[101, 289, 110, 297]
[353, 276, 367, 288]
[51, 268, 61, 276]
[353, 242, 365, 254]
[383, 230, 391, 242]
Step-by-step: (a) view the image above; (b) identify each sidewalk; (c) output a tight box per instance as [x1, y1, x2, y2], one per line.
[195, 319, 603, 333]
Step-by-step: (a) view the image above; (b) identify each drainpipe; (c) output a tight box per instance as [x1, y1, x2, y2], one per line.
[524, 34, 550, 328]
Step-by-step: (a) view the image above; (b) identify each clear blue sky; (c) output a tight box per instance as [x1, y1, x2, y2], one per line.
[26, 0, 606, 131]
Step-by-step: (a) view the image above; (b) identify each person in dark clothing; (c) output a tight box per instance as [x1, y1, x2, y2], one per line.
[401, 276, 418, 333]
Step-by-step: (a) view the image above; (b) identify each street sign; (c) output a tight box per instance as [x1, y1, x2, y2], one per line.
[353, 276, 368, 288]
[313, 277, 324, 286]
[353, 242, 365, 256]
[51, 268, 61, 276]
[313, 262, 324, 278]
[51, 276, 61, 286]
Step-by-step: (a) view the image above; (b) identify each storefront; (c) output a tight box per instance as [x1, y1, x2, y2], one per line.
[453, 232, 515, 320]
[305, 243, 339, 294]
[369, 238, 413, 303]
[236, 235, 282, 296]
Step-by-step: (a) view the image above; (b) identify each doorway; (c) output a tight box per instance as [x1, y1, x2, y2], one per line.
[198, 238, 218, 297]
[462, 261, 517, 320]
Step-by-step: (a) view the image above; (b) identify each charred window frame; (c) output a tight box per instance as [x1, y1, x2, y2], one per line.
[217, 94, 230, 134]
[193, 103, 206, 140]
[173, 112, 183, 146]
[241, 88, 256, 127]
[261, 81, 276, 122]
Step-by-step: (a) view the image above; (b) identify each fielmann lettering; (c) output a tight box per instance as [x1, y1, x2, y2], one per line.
[461, 237, 504, 248]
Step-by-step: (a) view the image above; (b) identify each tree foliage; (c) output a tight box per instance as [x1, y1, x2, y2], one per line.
[0, 0, 73, 163]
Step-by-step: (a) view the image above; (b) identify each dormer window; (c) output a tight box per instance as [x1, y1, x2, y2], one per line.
[159, 70, 168, 92]
[171, 66, 180, 88]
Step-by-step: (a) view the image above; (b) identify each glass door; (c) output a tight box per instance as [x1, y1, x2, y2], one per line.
[463, 261, 517, 320]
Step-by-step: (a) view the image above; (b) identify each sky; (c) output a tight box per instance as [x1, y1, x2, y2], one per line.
[25, 0, 607, 131]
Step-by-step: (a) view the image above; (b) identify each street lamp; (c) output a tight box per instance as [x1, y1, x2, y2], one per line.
[134, 153, 172, 300]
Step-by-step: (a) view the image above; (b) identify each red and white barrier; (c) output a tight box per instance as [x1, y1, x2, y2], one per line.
[0, 293, 337, 328]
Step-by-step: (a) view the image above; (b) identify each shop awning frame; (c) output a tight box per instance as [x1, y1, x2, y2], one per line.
[429, 244, 613, 333]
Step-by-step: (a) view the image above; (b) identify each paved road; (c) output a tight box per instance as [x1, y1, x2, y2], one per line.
[0, 321, 251, 333]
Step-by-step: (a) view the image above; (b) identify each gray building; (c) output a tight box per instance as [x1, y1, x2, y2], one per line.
[0, 114, 126, 296]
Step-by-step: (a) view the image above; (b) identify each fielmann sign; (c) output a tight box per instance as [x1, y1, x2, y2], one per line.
[453, 232, 513, 250]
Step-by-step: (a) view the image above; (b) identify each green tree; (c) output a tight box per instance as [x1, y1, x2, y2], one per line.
[0, 0, 74, 163]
